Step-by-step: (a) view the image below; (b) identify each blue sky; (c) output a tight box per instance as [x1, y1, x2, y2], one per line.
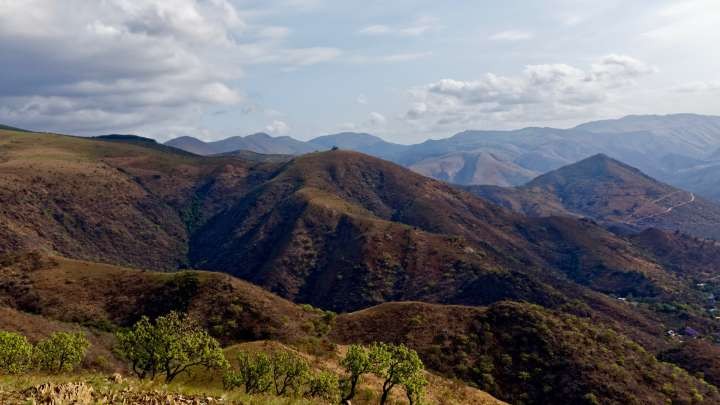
[1, 0, 718, 143]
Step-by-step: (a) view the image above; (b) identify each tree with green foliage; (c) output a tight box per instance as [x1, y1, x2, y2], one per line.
[306, 370, 340, 402]
[271, 350, 310, 396]
[115, 316, 160, 379]
[115, 312, 228, 383]
[340, 344, 373, 402]
[224, 351, 273, 394]
[403, 370, 428, 405]
[369, 342, 426, 405]
[0, 331, 33, 374]
[35, 331, 89, 373]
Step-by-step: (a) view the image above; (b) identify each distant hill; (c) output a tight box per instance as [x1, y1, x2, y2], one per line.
[166, 132, 316, 155]
[308, 132, 409, 159]
[469, 154, 720, 239]
[160, 115, 720, 202]
[0, 124, 30, 132]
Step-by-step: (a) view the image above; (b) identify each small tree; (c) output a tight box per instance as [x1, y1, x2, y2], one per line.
[0, 331, 33, 374]
[403, 370, 428, 405]
[306, 370, 340, 403]
[115, 316, 159, 379]
[35, 332, 90, 373]
[224, 351, 273, 394]
[340, 344, 372, 402]
[115, 312, 228, 383]
[271, 350, 310, 396]
[369, 343, 425, 405]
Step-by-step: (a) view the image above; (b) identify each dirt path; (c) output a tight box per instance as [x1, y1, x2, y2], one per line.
[629, 191, 695, 224]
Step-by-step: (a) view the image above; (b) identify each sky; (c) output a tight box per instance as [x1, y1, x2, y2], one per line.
[0, 0, 719, 144]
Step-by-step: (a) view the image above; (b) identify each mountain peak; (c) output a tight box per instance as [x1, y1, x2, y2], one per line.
[527, 153, 648, 188]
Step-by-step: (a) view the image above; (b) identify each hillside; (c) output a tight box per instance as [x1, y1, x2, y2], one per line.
[1, 253, 716, 404]
[0, 128, 716, 324]
[332, 301, 720, 405]
[4, 128, 720, 403]
[470, 154, 720, 239]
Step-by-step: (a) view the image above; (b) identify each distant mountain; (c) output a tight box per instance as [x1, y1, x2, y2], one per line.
[308, 132, 409, 159]
[165, 132, 316, 155]
[408, 150, 539, 186]
[162, 114, 720, 201]
[164, 135, 216, 155]
[575, 114, 720, 156]
[469, 154, 720, 239]
[0, 124, 29, 132]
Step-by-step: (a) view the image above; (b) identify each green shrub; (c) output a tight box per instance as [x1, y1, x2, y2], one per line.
[306, 370, 340, 402]
[340, 344, 372, 402]
[35, 331, 90, 373]
[271, 350, 310, 396]
[368, 342, 426, 405]
[115, 311, 228, 382]
[0, 331, 33, 374]
[224, 351, 273, 394]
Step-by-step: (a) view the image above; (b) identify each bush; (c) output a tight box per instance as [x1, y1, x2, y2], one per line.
[224, 351, 273, 394]
[0, 331, 33, 374]
[115, 311, 228, 382]
[35, 332, 90, 373]
[306, 370, 340, 402]
[340, 344, 372, 402]
[368, 342, 426, 405]
[271, 350, 310, 396]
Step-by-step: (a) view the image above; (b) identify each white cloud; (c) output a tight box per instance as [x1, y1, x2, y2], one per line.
[265, 120, 291, 135]
[489, 30, 534, 41]
[356, 94, 368, 105]
[368, 112, 387, 126]
[0, 0, 340, 137]
[404, 54, 656, 131]
[349, 52, 432, 64]
[673, 81, 720, 93]
[358, 17, 439, 37]
[338, 112, 388, 133]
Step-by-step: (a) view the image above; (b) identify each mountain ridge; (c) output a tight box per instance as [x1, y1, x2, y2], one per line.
[469, 153, 720, 239]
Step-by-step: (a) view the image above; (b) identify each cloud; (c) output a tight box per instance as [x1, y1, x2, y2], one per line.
[356, 94, 368, 105]
[338, 112, 388, 132]
[489, 30, 534, 41]
[404, 54, 655, 130]
[358, 17, 439, 37]
[368, 112, 387, 126]
[349, 52, 432, 64]
[265, 120, 291, 135]
[673, 81, 720, 93]
[0, 0, 340, 137]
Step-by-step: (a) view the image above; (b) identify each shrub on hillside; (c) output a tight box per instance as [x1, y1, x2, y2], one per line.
[368, 342, 426, 405]
[306, 370, 340, 402]
[0, 331, 33, 374]
[34, 332, 90, 373]
[223, 351, 273, 394]
[340, 344, 373, 402]
[270, 350, 310, 396]
[115, 311, 228, 382]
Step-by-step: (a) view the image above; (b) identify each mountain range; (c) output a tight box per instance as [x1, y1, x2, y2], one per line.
[165, 114, 720, 201]
[469, 154, 720, 240]
[4, 125, 720, 403]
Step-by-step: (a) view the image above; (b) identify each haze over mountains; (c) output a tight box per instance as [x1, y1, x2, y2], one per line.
[166, 114, 720, 201]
